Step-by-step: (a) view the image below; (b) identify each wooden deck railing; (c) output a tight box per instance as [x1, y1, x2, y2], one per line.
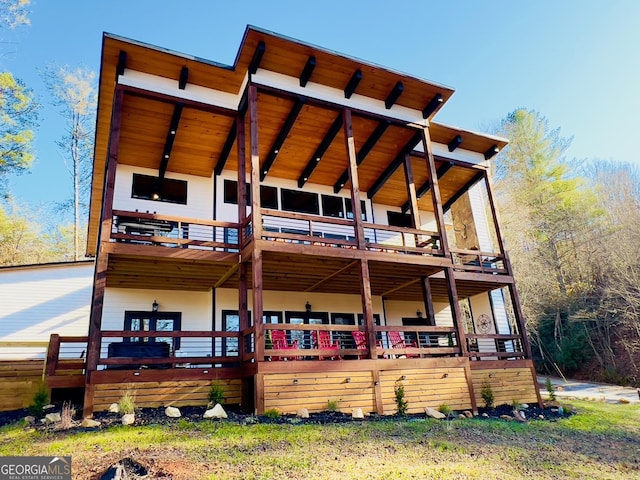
[465, 334, 526, 359]
[450, 248, 508, 274]
[111, 210, 240, 251]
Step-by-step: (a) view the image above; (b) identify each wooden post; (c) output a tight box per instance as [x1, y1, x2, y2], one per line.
[237, 112, 249, 362]
[248, 84, 264, 364]
[44, 334, 60, 379]
[83, 87, 123, 418]
[343, 109, 366, 249]
[359, 258, 378, 359]
[403, 152, 421, 231]
[444, 267, 469, 356]
[420, 126, 450, 256]
[482, 170, 533, 360]
[420, 277, 436, 326]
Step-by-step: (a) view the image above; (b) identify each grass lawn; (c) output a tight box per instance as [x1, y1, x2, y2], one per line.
[1, 400, 639, 479]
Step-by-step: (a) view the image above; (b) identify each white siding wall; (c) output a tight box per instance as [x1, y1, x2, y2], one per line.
[113, 164, 213, 220]
[0, 262, 93, 359]
[102, 288, 212, 360]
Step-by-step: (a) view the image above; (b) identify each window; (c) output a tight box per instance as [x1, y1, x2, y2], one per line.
[285, 310, 328, 349]
[322, 195, 344, 218]
[132, 174, 187, 204]
[223, 180, 278, 209]
[124, 311, 182, 351]
[260, 185, 278, 209]
[346, 199, 367, 221]
[281, 189, 319, 215]
[387, 211, 413, 228]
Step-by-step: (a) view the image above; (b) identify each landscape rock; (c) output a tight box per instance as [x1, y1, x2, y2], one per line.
[352, 408, 364, 419]
[121, 413, 135, 425]
[108, 403, 120, 413]
[500, 414, 513, 421]
[463, 410, 474, 418]
[165, 406, 181, 418]
[23, 416, 35, 424]
[521, 404, 529, 409]
[44, 404, 55, 410]
[458, 414, 466, 419]
[81, 418, 101, 428]
[425, 407, 446, 419]
[296, 408, 309, 419]
[203, 403, 227, 419]
[482, 413, 489, 418]
[44, 412, 61, 424]
[538, 414, 545, 420]
[513, 410, 527, 422]
[619, 398, 630, 404]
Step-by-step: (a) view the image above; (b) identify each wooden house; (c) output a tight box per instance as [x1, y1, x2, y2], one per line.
[73, 26, 541, 416]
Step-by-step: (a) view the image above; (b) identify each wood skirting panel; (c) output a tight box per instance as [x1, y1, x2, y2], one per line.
[263, 371, 376, 414]
[471, 362, 539, 406]
[379, 367, 472, 414]
[0, 360, 45, 411]
[92, 379, 242, 412]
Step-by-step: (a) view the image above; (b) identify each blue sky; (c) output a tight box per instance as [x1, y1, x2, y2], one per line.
[4, 0, 640, 209]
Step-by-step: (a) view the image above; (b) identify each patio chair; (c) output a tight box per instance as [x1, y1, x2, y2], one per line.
[312, 330, 341, 360]
[351, 331, 383, 359]
[388, 331, 419, 358]
[269, 330, 300, 361]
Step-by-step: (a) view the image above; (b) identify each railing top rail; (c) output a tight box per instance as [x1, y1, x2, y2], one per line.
[0, 341, 49, 348]
[450, 248, 503, 258]
[362, 222, 439, 237]
[263, 324, 364, 332]
[375, 326, 456, 333]
[466, 334, 521, 340]
[101, 330, 240, 338]
[261, 208, 356, 227]
[112, 209, 239, 229]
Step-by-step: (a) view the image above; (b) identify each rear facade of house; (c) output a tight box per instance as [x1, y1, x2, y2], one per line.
[66, 26, 541, 416]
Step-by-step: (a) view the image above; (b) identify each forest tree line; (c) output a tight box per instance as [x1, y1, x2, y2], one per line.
[1, 1, 638, 384]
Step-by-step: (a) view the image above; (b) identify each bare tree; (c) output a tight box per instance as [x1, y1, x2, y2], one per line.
[43, 65, 97, 260]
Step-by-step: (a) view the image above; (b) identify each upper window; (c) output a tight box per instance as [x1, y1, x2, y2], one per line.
[346, 199, 367, 221]
[281, 189, 319, 215]
[387, 211, 413, 228]
[321, 195, 344, 218]
[223, 180, 278, 209]
[132, 174, 187, 205]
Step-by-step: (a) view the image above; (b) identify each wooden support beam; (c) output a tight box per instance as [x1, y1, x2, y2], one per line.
[297, 112, 343, 188]
[299, 56, 316, 87]
[214, 263, 239, 289]
[344, 69, 362, 98]
[159, 103, 183, 179]
[343, 109, 366, 249]
[260, 97, 305, 180]
[178, 66, 188, 90]
[249, 83, 264, 364]
[367, 131, 421, 199]
[384, 81, 404, 109]
[116, 50, 127, 77]
[358, 258, 378, 359]
[84, 87, 123, 418]
[249, 41, 265, 74]
[422, 93, 443, 118]
[401, 161, 454, 213]
[445, 267, 469, 357]
[214, 120, 237, 176]
[121, 84, 235, 117]
[448, 134, 462, 152]
[420, 276, 436, 326]
[442, 171, 484, 213]
[304, 260, 358, 292]
[333, 120, 390, 193]
[421, 126, 451, 256]
[403, 152, 420, 229]
[381, 278, 420, 297]
[484, 144, 500, 160]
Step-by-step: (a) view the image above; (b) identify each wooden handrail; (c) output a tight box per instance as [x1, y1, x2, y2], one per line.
[362, 222, 439, 238]
[262, 208, 355, 227]
[101, 330, 240, 338]
[112, 209, 239, 229]
[466, 334, 522, 340]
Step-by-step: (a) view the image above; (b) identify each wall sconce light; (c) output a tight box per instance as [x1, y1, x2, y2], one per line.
[442, 373, 449, 378]
[203, 370, 209, 374]
[293, 379, 299, 385]
[416, 310, 423, 319]
[374, 381, 379, 386]
[346, 377, 351, 383]
[305, 301, 312, 313]
[134, 371, 140, 376]
[489, 373, 495, 378]
[152, 300, 159, 312]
